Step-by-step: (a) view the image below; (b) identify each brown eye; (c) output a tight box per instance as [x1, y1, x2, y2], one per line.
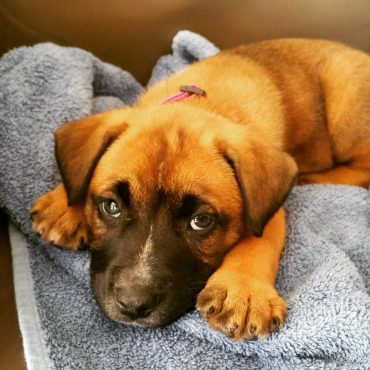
[190, 214, 214, 231]
[100, 199, 121, 218]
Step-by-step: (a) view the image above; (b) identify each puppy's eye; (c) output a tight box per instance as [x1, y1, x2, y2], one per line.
[100, 199, 121, 218]
[190, 213, 214, 232]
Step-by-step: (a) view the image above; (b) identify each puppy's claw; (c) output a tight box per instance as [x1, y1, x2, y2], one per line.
[271, 317, 283, 332]
[206, 306, 215, 317]
[249, 325, 256, 335]
[225, 323, 238, 338]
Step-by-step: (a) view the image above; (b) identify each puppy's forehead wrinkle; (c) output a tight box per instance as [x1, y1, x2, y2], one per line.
[167, 125, 187, 151]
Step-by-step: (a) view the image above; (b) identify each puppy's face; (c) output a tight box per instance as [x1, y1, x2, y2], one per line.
[86, 113, 244, 326]
[55, 106, 296, 327]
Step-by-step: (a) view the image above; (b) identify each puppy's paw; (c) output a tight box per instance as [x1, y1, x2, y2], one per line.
[197, 272, 286, 340]
[31, 185, 88, 250]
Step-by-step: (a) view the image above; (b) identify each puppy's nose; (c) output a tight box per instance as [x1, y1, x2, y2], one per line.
[114, 287, 161, 320]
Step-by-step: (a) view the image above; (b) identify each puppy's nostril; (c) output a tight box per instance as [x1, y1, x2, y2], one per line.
[115, 297, 127, 311]
[114, 287, 162, 319]
[135, 303, 152, 317]
[119, 300, 154, 319]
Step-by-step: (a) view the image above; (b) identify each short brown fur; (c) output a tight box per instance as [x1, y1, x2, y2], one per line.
[32, 39, 370, 340]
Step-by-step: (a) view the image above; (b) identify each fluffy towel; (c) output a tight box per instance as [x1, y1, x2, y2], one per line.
[1, 31, 370, 370]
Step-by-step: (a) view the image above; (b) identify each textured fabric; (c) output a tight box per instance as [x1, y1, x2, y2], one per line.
[9, 223, 52, 370]
[1, 31, 370, 369]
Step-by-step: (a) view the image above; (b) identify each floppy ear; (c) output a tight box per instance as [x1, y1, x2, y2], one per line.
[55, 110, 128, 206]
[218, 137, 298, 237]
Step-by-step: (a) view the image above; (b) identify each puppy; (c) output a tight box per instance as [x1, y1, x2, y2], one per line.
[31, 39, 370, 340]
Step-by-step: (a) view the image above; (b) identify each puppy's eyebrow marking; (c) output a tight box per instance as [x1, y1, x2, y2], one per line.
[116, 181, 130, 207]
[177, 194, 205, 218]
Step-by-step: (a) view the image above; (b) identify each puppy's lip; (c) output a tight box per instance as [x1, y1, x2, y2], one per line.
[112, 310, 169, 328]
[108, 297, 193, 328]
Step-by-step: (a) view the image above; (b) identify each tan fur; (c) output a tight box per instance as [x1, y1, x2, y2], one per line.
[31, 38, 370, 340]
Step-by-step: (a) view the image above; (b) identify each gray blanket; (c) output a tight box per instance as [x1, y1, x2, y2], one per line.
[1, 31, 370, 370]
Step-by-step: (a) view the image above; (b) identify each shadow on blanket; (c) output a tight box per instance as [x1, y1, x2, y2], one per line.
[0, 31, 370, 370]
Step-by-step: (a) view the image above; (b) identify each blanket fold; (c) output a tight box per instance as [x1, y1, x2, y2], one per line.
[1, 31, 370, 369]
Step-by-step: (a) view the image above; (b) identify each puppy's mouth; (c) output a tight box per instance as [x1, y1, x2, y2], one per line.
[91, 273, 201, 327]
[115, 298, 194, 328]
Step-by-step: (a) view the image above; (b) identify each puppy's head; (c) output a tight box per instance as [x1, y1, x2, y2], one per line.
[55, 105, 297, 327]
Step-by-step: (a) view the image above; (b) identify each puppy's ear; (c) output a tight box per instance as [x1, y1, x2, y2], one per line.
[218, 136, 297, 237]
[55, 110, 128, 206]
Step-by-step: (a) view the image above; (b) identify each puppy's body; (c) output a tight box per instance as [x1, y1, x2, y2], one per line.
[140, 39, 370, 179]
[32, 39, 370, 340]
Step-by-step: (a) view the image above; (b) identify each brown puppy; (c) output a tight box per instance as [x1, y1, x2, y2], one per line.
[31, 39, 370, 340]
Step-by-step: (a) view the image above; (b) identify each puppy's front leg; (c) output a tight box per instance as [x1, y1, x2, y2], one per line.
[31, 184, 89, 250]
[197, 208, 287, 340]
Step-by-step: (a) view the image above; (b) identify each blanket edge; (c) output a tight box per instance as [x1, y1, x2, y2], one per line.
[9, 223, 53, 370]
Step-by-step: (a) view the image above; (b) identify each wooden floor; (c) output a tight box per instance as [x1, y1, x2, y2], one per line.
[0, 210, 27, 370]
